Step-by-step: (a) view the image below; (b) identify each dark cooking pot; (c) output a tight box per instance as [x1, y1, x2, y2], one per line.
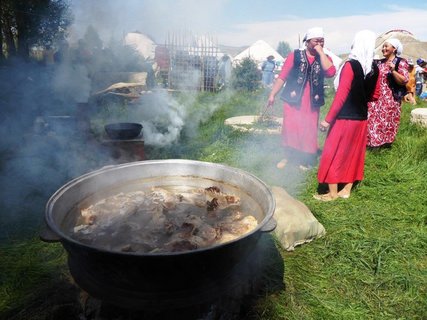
[104, 122, 142, 140]
[41, 160, 276, 309]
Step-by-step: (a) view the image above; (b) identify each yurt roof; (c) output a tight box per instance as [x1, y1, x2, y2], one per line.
[124, 32, 156, 59]
[375, 29, 427, 62]
[233, 40, 285, 64]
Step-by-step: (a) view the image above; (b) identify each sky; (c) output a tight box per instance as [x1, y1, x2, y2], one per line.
[69, 0, 427, 54]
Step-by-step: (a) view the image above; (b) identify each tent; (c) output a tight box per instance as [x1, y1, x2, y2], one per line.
[233, 40, 284, 67]
[374, 29, 427, 62]
[124, 32, 156, 59]
[233, 40, 343, 70]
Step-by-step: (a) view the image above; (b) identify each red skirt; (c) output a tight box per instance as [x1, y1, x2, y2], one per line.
[281, 101, 320, 154]
[317, 119, 367, 184]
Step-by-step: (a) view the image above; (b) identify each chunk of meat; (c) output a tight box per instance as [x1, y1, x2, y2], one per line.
[149, 187, 181, 209]
[179, 192, 207, 207]
[71, 185, 257, 254]
[200, 186, 240, 210]
[217, 215, 258, 235]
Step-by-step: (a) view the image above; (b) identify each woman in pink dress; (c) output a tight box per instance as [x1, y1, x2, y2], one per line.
[314, 30, 379, 201]
[367, 38, 409, 148]
[266, 27, 336, 170]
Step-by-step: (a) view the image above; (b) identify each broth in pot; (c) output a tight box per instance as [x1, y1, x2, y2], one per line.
[62, 176, 263, 254]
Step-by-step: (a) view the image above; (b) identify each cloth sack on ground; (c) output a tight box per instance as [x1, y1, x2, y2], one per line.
[272, 186, 326, 251]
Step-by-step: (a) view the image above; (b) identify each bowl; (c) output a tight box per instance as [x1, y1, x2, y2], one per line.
[105, 122, 142, 140]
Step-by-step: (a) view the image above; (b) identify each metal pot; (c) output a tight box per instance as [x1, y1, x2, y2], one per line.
[41, 159, 276, 309]
[104, 122, 142, 140]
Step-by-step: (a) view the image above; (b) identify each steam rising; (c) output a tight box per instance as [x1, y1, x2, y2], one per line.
[52, 64, 91, 103]
[0, 1, 307, 242]
[137, 91, 187, 146]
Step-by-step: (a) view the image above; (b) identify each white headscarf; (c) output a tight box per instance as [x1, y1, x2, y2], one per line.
[334, 30, 376, 90]
[386, 38, 403, 56]
[303, 27, 324, 42]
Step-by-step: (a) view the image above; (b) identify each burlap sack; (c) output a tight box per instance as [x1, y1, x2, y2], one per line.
[272, 186, 326, 251]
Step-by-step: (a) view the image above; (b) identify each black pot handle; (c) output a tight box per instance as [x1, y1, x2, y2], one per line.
[260, 217, 277, 232]
[39, 222, 61, 242]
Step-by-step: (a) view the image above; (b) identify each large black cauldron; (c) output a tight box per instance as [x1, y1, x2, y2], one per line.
[41, 160, 276, 309]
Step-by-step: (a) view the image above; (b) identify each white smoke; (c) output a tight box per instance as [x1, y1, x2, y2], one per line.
[69, 0, 227, 45]
[52, 63, 91, 103]
[139, 97, 186, 147]
[132, 86, 220, 147]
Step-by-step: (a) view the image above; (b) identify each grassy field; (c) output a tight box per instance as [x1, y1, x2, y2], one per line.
[0, 89, 426, 319]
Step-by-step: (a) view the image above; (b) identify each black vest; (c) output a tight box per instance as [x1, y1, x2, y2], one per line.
[337, 60, 377, 120]
[280, 49, 325, 108]
[385, 57, 407, 102]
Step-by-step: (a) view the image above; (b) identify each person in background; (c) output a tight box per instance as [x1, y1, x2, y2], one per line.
[266, 27, 336, 170]
[403, 58, 416, 105]
[367, 38, 409, 149]
[415, 58, 425, 97]
[261, 55, 276, 87]
[314, 30, 379, 201]
[154, 45, 170, 88]
[217, 54, 232, 90]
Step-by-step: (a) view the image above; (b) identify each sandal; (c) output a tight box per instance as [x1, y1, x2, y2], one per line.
[337, 193, 350, 199]
[276, 159, 288, 169]
[313, 193, 338, 202]
[299, 165, 312, 172]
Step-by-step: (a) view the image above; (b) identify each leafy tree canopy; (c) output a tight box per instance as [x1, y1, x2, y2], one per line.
[231, 57, 261, 92]
[0, 0, 73, 61]
[277, 41, 292, 58]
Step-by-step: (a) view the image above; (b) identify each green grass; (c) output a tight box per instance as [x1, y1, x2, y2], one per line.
[253, 97, 427, 320]
[148, 92, 427, 320]
[1, 89, 426, 319]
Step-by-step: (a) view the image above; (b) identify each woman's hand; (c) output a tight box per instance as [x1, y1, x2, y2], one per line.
[314, 44, 325, 56]
[267, 95, 275, 106]
[319, 120, 330, 132]
[387, 60, 395, 71]
[387, 61, 408, 85]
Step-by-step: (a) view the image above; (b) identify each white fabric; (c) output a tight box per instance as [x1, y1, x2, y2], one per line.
[272, 186, 326, 251]
[303, 27, 324, 42]
[349, 30, 376, 76]
[386, 38, 403, 56]
[334, 30, 376, 90]
[323, 47, 343, 70]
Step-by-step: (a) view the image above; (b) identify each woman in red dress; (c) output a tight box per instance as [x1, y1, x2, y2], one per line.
[267, 27, 336, 170]
[314, 30, 379, 201]
[367, 38, 409, 148]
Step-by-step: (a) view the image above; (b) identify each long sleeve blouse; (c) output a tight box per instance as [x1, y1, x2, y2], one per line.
[325, 62, 353, 124]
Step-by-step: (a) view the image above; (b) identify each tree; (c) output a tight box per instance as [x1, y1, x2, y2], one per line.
[83, 25, 103, 53]
[0, 0, 17, 62]
[0, 0, 73, 61]
[277, 41, 292, 58]
[232, 57, 261, 92]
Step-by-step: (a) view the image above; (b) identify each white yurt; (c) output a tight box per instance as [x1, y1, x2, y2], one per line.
[124, 31, 156, 59]
[233, 40, 285, 67]
[374, 29, 427, 62]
